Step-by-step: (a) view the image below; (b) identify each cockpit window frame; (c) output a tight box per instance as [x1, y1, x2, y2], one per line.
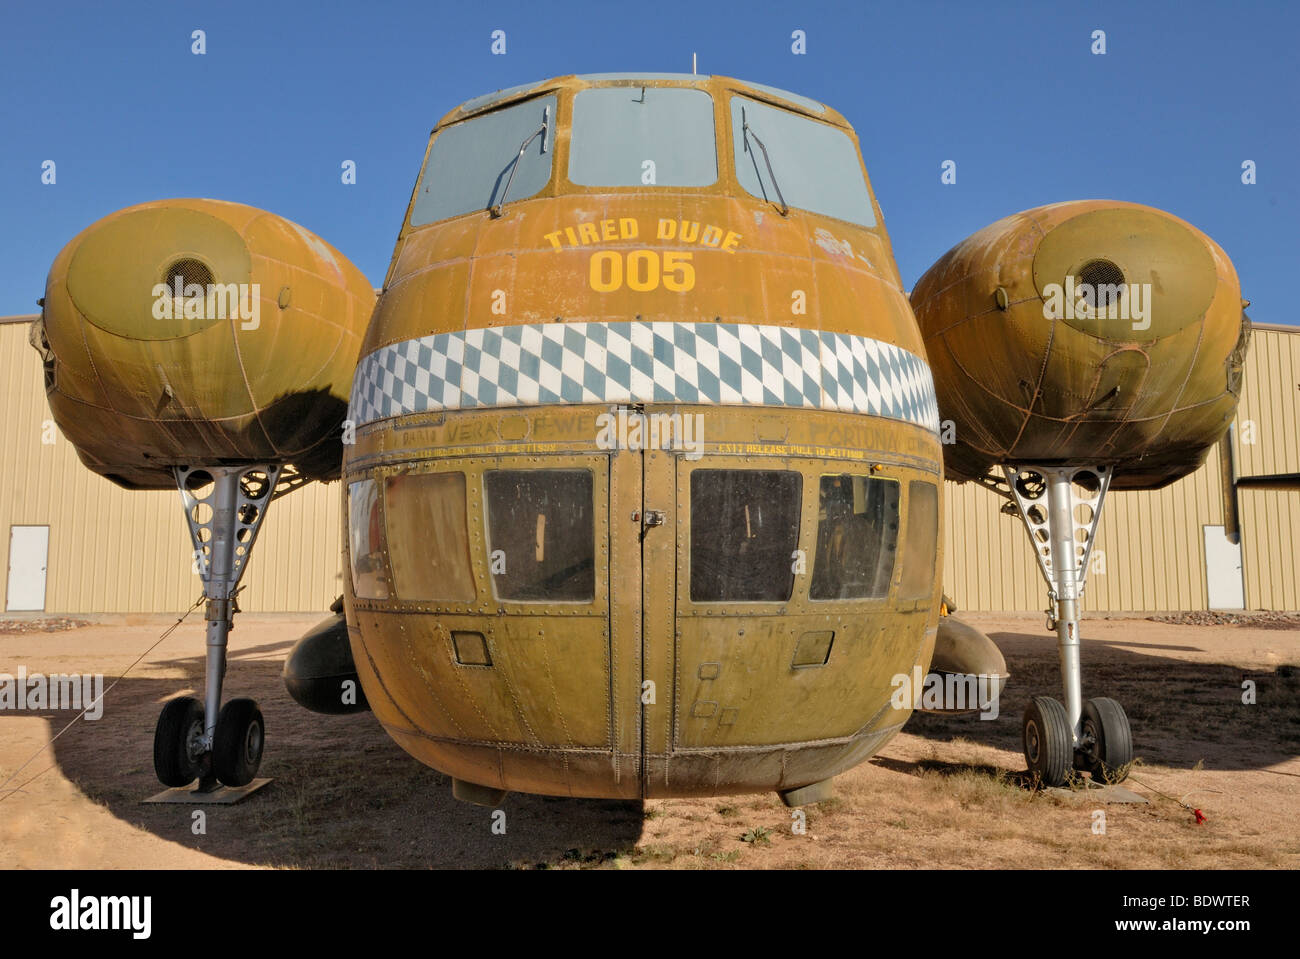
[556, 78, 725, 197]
[567, 85, 720, 190]
[728, 93, 878, 230]
[395, 76, 884, 246]
[395, 85, 566, 245]
[409, 92, 561, 228]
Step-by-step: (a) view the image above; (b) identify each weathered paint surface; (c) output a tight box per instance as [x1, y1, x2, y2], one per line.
[36, 199, 375, 489]
[910, 200, 1250, 490]
[342, 74, 945, 799]
[345, 406, 942, 798]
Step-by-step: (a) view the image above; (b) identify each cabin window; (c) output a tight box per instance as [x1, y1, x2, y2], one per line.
[484, 470, 595, 602]
[690, 470, 802, 602]
[899, 481, 939, 601]
[568, 86, 717, 187]
[810, 475, 899, 600]
[383, 472, 476, 602]
[347, 479, 389, 600]
[411, 94, 557, 226]
[730, 95, 876, 227]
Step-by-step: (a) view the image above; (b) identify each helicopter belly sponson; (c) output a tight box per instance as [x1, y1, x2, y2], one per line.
[341, 192, 946, 800]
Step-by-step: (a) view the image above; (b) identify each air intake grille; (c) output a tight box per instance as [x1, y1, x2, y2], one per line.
[161, 257, 214, 292]
[1076, 259, 1125, 310]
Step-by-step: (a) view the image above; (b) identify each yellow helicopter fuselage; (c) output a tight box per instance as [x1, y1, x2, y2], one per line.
[342, 73, 944, 800]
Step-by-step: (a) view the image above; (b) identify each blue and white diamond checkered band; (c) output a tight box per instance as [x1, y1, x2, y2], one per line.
[349, 321, 940, 433]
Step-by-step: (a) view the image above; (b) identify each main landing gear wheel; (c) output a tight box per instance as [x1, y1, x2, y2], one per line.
[154, 696, 207, 787]
[165, 465, 279, 793]
[1023, 695, 1072, 787]
[1077, 696, 1133, 784]
[213, 698, 265, 787]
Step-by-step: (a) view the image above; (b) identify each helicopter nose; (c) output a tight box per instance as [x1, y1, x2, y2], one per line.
[1031, 205, 1219, 342]
[64, 202, 252, 340]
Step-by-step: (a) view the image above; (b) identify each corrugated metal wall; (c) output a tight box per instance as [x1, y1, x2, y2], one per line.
[1234, 324, 1300, 610]
[0, 319, 343, 613]
[1, 318, 1296, 613]
[943, 449, 1231, 612]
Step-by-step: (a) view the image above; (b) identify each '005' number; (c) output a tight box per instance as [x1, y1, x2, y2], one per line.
[589, 250, 695, 293]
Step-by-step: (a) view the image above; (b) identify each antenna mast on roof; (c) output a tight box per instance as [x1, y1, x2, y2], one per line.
[692, 52, 697, 75]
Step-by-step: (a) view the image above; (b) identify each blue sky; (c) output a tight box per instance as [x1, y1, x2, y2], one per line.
[1, 0, 1295, 324]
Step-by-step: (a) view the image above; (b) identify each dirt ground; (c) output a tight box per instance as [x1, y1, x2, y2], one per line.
[1, 611, 1297, 870]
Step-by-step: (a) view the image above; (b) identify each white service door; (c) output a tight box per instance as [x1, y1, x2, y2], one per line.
[6, 525, 50, 611]
[1203, 524, 1245, 610]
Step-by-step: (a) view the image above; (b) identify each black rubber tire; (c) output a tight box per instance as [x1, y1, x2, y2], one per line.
[154, 696, 205, 787]
[212, 698, 265, 787]
[1023, 695, 1072, 787]
[1081, 697, 1133, 784]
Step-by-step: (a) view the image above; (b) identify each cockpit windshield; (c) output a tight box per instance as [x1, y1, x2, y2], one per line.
[568, 86, 717, 187]
[730, 95, 876, 227]
[407, 84, 877, 229]
[411, 94, 557, 226]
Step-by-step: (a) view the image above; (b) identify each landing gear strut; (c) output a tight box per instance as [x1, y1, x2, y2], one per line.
[1004, 465, 1133, 786]
[153, 465, 279, 791]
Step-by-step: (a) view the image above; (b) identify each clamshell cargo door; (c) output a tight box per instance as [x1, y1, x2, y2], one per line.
[604, 409, 690, 795]
[474, 455, 633, 796]
[639, 448, 814, 795]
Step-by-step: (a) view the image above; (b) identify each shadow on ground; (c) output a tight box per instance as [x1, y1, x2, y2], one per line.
[903, 628, 1300, 774]
[7, 623, 1297, 867]
[22, 640, 645, 868]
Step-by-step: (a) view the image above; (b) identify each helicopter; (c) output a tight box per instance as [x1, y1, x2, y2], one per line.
[32, 72, 1249, 803]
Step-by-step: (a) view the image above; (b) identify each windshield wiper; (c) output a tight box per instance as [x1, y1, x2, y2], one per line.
[490, 105, 550, 218]
[741, 107, 789, 217]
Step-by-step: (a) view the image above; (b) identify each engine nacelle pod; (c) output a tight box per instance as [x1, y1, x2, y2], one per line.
[911, 200, 1250, 490]
[283, 608, 370, 715]
[34, 198, 376, 489]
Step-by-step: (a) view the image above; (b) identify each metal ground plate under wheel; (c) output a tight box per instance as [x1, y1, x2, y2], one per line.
[142, 777, 273, 805]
